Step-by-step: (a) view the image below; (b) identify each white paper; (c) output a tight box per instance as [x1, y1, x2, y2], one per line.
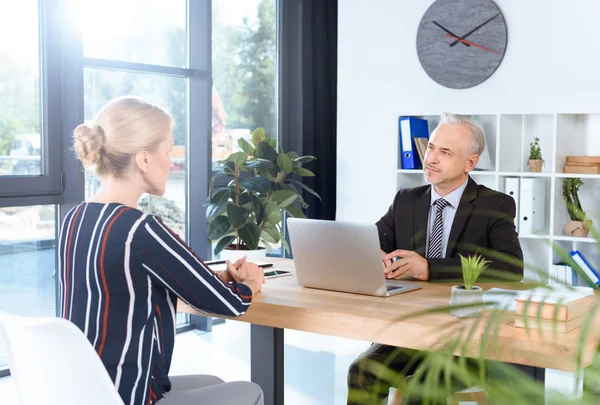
[483, 287, 520, 311]
[516, 285, 594, 304]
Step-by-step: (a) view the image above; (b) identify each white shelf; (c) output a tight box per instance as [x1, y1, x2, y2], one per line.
[469, 171, 497, 176]
[519, 234, 551, 240]
[499, 171, 552, 177]
[554, 173, 600, 179]
[397, 169, 423, 174]
[553, 236, 598, 243]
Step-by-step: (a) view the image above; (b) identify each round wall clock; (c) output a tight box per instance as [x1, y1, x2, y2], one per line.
[416, 0, 508, 89]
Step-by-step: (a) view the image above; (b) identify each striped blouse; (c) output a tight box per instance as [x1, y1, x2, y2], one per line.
[58, 202, 253, 405]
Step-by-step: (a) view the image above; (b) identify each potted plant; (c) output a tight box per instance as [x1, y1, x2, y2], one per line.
[562, 177, 592, 237]
[205, 128, 320, 260]
[527, 137, 544, 172]
[449, 254, 491, 318]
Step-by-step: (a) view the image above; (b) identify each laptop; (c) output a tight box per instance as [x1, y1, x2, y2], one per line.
[286, 218, 422, 297]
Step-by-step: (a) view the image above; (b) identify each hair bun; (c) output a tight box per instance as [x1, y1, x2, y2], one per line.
[73, 124, 106, 168]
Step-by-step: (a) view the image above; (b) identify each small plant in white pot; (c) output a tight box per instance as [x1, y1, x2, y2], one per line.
[449, 254, 491, 318]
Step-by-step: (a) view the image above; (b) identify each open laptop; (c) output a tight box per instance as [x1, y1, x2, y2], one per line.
[287, 218, 422, 297]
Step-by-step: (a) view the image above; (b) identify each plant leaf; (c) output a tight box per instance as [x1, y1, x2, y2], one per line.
[277, 153, 293, 175]
[227, 203, 249, 229]
[257, 141, 278, 163]
[267, 209, 283, 225]
[238, 138, 255, 154]
[245, 159, 275, 169]
[264, 201, 278, 218]
[262, 225, 280, 244]
[239, 176, 271, 194]
[285, 179, 322, 200]
[239, 222, 260, 250]
[292, 167, 315, 177]
[267, 138, 277, 148]
[293, 155, 317, 164]
[253, 195, 266, 224]
[206, 200, 227, 222]
[284, 203, 306, 218]
[214, 235, 236, 255]
[207, 215, 232, 240]
[238, 192, 253, 207]
[227, 151, 248, 166]
[252, 128, 266, 145]
[272, 190, 298, 208]
[210, 188, 231, 205]
[286, 151, 300, 160]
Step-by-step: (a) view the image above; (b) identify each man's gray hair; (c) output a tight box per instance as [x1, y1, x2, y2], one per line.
[436, 112, 486, 156]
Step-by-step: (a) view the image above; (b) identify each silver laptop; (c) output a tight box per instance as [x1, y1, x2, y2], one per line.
[287, 218, 422, 297]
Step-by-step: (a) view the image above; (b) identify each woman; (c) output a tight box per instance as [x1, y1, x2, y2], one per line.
[59, 96, 265, 405]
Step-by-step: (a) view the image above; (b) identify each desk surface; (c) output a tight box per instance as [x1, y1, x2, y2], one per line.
[179, 259, 600, 372]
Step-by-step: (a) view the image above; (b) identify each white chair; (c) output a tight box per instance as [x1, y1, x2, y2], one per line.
[0, 311, 125, 405]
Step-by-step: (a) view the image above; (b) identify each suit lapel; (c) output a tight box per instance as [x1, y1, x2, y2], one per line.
[413, 186, 431, 255]
[446, 177, 478, 258]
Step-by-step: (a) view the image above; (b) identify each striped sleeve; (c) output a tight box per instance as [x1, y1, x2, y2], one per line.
[135, 216, 253, 317]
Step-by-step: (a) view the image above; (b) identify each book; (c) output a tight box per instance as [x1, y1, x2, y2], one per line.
[564, 165, 600, 174]
[515, 295, 596, 322]
[513, 314, 586, 333]
[570, 250, 600, 287]
[515, 285, 594, 305]
[566, 156, 600, 164]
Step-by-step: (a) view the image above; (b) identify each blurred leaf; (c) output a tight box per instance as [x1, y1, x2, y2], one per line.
[267, 208, 283, 225]
[223, 161, 236, 175]
[252, 128, 266, 145]
[267, 138, 277, 148]
[239, 176, 271, 194]
[238, 138, 255, 154]
[262, 225, 280, 244]
[210, 188, 231, 205]
[264, 201, 278, 218]
[285, 203, 306, 218]
[227, 151, 248, 166]
[239, 222, 260, 250]
[206, 196, 228, 222]
[285, 179, 322, 200]
[277, 153, 293, 175]
[292, 167, 315, 177]
[207, 215, 232, 240]
[272, 190, 298, 208]
[227, 203, 249, 229]
[257, 141, 278, 163]
[286, 151, 300, 160]
[214, 235, 236, 255]
[245, 159, 275, 169]
[238, 192, 252, 207]
[254, 195, 266, 224]
[293, 155, 316, 164]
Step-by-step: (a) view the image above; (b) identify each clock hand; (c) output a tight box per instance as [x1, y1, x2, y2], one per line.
[449, 13, 499, 47]
[444, 33, 498, 53]
[432, 21, 470, 47]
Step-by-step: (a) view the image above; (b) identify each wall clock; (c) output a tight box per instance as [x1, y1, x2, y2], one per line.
[416, 0, 508, 89]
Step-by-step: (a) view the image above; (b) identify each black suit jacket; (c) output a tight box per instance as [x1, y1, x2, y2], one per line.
[376, 177, 524, 282]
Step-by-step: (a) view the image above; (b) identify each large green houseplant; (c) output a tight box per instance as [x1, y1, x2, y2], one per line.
[205, 128, 320, 255]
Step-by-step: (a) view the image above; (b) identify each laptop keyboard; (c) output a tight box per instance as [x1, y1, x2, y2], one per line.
[386, 284, 404, 292]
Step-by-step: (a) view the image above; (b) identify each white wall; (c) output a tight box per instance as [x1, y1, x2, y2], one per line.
[337, 0, 600, 222]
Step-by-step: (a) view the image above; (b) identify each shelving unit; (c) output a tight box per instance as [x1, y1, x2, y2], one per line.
[397, 113, 600, 283]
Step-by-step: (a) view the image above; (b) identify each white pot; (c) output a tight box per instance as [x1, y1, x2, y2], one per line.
[449, 285, 483, 318]
[218, 246, 267, 262]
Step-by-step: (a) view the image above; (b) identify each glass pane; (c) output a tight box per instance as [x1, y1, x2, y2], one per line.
[83, 68, 188, 239]
[0, 0, 41, 176]
[78, 0, 187, 67]
[0, 205, 57, 370]
[212, 0, 277, 169]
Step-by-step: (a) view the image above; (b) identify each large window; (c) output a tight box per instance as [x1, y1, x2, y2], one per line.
[79, 1, 189, 240]
[212, 0, 278, 168]
[0, 205, 57, 370]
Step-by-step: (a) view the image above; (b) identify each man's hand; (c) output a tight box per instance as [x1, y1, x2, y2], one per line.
[382, 250, 430, 281]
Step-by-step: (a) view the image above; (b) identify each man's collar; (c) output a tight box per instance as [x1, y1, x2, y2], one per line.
[430, 177, 469, 208]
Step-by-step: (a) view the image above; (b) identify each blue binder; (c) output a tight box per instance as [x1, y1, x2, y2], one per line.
[399, 117, 429, 169]
[570, 250, 600, 288]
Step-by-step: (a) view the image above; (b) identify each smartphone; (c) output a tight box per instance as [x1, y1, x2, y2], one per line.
[263, 269, 292, 279]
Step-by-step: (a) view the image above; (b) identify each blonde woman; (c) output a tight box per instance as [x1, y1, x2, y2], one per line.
[59, 96, 264, 405]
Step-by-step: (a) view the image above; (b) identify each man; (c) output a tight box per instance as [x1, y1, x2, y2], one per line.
[347, 113, 524, 404]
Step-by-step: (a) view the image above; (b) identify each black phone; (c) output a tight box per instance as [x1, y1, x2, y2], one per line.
[263, 269, 292, 279]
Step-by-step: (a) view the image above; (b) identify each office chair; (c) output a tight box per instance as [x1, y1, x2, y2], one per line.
[0, 311, 125, 405]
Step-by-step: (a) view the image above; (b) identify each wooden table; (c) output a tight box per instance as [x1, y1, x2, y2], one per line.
[179, 258, 600, 405]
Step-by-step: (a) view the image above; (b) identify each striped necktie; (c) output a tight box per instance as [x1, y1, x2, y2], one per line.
[427, 198, 450, 258]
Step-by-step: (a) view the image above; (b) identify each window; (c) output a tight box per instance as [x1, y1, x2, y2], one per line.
[212, 0, 278, 169]
[0, 205, 57, 370]
[0, 1, 41, 177]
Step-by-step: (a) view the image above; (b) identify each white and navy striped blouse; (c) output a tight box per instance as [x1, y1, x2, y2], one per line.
[58, 202, 253, 405]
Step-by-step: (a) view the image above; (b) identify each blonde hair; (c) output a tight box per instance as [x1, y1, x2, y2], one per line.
[73, 96, 172, 177]
[436, 112, 486, 156]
